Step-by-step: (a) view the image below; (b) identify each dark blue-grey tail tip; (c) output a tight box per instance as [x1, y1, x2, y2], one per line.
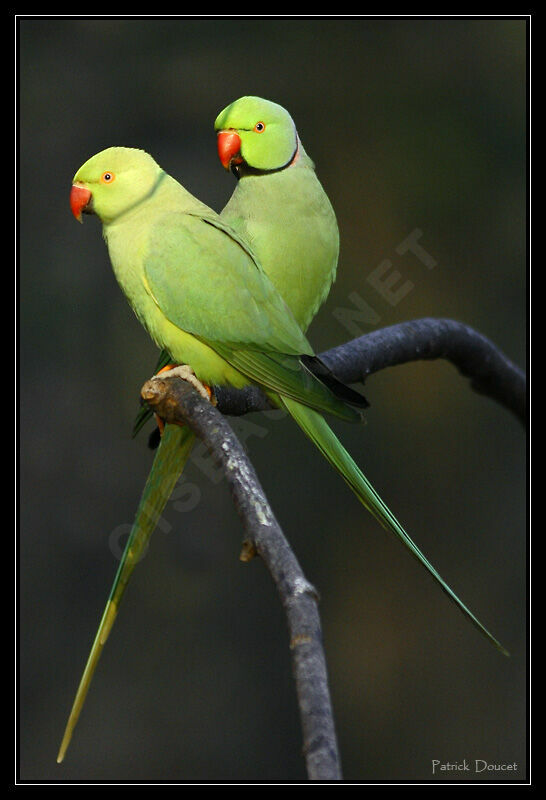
[301, 354, 369, 410]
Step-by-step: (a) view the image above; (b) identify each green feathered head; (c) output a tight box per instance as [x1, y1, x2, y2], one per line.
[215, 96, 298, 172]
[70, 147, 163, 224]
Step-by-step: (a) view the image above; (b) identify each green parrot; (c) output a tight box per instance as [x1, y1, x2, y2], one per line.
[58, 146, 506, 763]
[215, 95, 338, 330]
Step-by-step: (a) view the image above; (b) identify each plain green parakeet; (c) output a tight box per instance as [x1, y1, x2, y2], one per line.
[58, 146, 506, 763]
[215, 95, 339, 330]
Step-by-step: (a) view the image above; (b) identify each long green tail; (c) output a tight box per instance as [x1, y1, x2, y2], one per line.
[280, 396, 508, 656]
[57, 423, 195, 763]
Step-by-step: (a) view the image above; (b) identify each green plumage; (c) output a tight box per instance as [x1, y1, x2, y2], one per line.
[134, 96, 339, 434]
[59, 138, 506, 763]
[59, 112, 350, 762]
[215, 96, 339, 330]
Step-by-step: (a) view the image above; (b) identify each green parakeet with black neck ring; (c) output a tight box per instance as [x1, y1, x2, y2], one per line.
[216, 95, 338, 330]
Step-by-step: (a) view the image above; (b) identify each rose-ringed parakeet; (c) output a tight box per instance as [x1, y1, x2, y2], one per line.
[58, 146, 506, 763]
[215, 95, 339, 330]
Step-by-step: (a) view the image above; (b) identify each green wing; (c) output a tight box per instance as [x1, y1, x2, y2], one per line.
[143, 211, 313, 356]
[142, 212, 364, 422]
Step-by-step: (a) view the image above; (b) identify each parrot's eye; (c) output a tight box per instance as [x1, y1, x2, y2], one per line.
[254, 122, 266, 133]
[100, 171, 116, 184]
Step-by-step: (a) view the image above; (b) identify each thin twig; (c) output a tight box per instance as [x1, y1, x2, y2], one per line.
[212, 318, 526, 425]
[141, 376, 343, 781]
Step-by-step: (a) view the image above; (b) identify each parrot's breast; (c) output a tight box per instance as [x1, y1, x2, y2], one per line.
[221, 165, 339, 332]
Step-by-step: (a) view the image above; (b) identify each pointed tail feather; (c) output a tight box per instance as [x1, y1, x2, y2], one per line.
[280, 396, 508, 656]
[57, 424, 195, 763]
[300, 354, 369, 409]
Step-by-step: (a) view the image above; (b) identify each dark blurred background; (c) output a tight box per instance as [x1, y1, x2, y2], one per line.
[19, 17, 527, 782]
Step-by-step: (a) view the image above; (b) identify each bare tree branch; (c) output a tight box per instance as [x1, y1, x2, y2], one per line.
[141, 376, 343, 781]
[213, 318, 526, 425]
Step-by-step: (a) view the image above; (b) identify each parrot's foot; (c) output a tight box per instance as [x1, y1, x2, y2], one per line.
[153, 412, 166, 438]
[151, 364, 216, 436]
[152, 363, 215, 403]
[151, 363, 179, 438]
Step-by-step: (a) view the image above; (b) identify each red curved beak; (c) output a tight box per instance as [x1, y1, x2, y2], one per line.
[217, 131, 243, 170]
[70, 184, 92, 223]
